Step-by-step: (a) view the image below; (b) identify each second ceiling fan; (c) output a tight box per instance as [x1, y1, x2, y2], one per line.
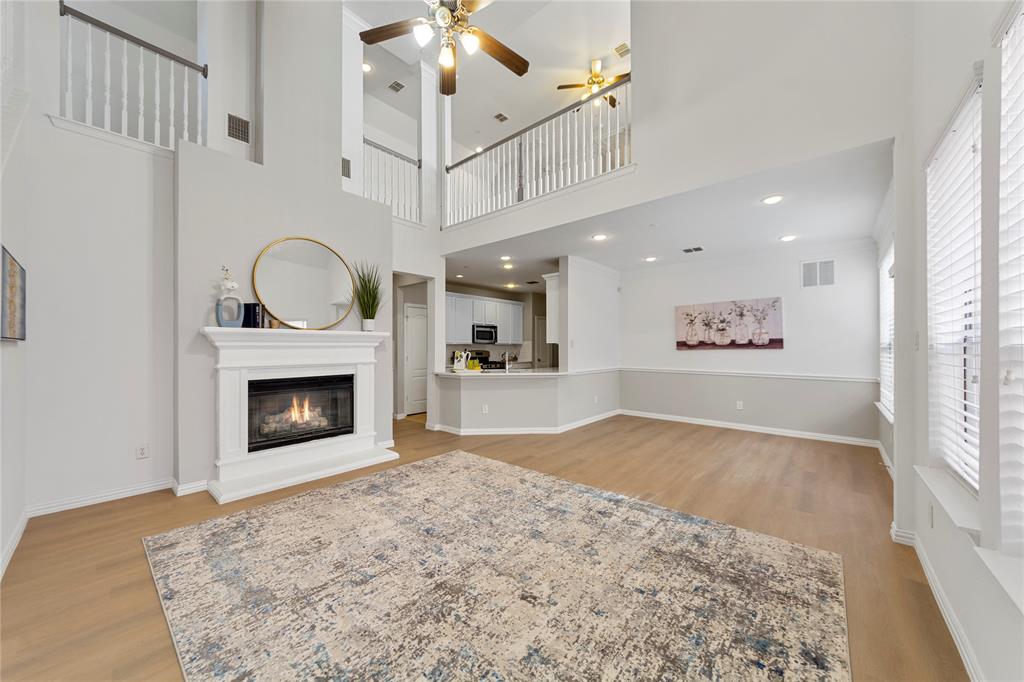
[557, 59, 629, 107]
[359, 0, 529, 96]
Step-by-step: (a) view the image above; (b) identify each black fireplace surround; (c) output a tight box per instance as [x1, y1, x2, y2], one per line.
[248, 374, 354, 453]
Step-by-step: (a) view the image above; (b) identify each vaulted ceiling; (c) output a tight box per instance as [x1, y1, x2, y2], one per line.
[348, 0, 631, 157]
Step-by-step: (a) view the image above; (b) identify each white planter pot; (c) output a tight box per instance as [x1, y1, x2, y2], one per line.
[362, 319, 376, 332]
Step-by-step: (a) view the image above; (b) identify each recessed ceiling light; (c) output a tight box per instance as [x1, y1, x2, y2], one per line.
[778, 235, 797, 242]
[761, 194, 784, 206]
[455, 274, 464, 278]
[645, 257, 657, 262]
[591, 234, 609, 241]
[505, 283, 518, 288]
[475, 146, 483, 153]
[502, 263, 514, 270]
[362, 62, 372, 73]
[499, 256, 512, 261]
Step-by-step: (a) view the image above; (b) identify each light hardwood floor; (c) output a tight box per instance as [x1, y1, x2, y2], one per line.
[1, 415, 965, 681]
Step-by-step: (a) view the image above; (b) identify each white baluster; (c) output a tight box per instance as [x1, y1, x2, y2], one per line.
[120, 39, 127, 135]
[137, 46, 144, 141]
[197, 73, 205, 145]
[627, 84, 632, 164]
[153, 56, 161, 146]
[103, 32, 111, 130]
[182, 69, 190, 142]
[85, 25, 93, 126]
[168, 63, 176, 146]
[615, 90, 621, 169]
[64, 17, 73, 118]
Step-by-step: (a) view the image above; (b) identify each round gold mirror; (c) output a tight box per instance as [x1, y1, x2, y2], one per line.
[252, 237, 355, 330]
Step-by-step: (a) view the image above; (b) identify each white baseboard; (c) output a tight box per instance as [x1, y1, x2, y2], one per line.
[173, 480, 208, 496]
[913, 536, 983, 681]
[378, 440, 395, 448]
[1, 509, 29, 578]
[26, 478, 176, 518]
[432, 410, 621, 436]
[890, 522, 916, 546]
[619, 410, 881, 448]
[393, 413, 407, 420]
[878, 443, 894, 480]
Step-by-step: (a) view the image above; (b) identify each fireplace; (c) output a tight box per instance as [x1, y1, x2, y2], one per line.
[248, 374, 354, 452]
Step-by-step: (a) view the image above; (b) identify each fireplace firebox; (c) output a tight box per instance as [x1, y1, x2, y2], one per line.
[248, 374, 354, 452]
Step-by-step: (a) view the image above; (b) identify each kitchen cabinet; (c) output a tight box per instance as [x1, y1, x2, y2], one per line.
[446, 293, 524, 345]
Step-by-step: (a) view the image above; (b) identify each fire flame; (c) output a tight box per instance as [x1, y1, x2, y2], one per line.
[289, 395, 311, 423]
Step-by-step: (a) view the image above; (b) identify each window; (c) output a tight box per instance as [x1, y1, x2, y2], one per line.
[879, 246, 895, 416]
[1000, 11, 1024, 555]
[926, 85, 982, 492]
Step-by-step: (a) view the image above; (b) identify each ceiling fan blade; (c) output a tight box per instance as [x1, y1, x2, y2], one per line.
[474, 27, 529, 77]
[591, 59, 602, 78]
[606, 71, 631, 85]
[462, 0, 496, 13]
[440, 50, 457, 96]
[359, 18, 422, 45]
[557, 83, 586, 90]
[605, 94, 617, 108]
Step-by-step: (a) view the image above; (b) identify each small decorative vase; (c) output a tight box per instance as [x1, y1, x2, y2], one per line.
[734, 323, 750, 345]
[216, 295, 244, 328]
[685, 326, 700, 346]
[362, 318, 375, 332]
[715, 329, 731, 345]
[752, 327, 770, 346]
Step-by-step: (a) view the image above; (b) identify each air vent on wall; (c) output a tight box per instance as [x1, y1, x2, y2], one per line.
[525, 280, 540, 285]
[341, 157, 351, 179]
[614, 42, 631, 58]
[388, 80, 405, 93]
[494, 112, 509, 122]
[802, 259, 835, 288]
[227, 114, 250, 143]
[681, 246, 704, 254]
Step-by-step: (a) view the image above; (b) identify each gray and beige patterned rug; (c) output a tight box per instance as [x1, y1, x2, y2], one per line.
[144, 451, 850, 680]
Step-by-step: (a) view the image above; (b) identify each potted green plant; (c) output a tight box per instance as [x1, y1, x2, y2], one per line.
[353, 262, 383, 331]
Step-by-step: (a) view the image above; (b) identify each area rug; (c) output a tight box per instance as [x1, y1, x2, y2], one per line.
[144, 451, 851, 680]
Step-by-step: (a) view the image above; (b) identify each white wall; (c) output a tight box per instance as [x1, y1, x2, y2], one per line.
[440, 0, 913, 254]
[364, 94, 418, 160]
[565, 256, 621, 372]
[199, 0, 259, 161]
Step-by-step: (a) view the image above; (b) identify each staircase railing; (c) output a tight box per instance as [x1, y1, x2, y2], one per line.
[59, 0, 208, 149]
[444, 74, 631, 226]
[363, 137, 422, 223]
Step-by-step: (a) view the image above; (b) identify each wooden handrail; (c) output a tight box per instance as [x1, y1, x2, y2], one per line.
[363, 137, 421, 168]
[446, 73, 630, 172]
[59, 0, 208, 78]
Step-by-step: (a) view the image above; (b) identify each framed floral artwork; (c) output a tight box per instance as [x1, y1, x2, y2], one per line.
[675, 297, 782, 350]
[2, 246, 26, 341]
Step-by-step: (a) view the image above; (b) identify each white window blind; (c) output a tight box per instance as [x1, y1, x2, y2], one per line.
[927, 85, 983, 492]
[1000, 11, 1024, 555]
[879, 246, 895, 416]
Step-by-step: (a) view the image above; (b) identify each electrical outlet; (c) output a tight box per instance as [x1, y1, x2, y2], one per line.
[736, 401, 744, 410]
[136, 445, 149, 460]
[481, 404, 489, 414]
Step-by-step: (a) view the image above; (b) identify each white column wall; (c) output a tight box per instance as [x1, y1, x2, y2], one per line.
[341, 8, 367, 193]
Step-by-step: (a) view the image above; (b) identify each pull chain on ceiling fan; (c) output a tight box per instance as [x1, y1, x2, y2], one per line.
[556, 58, 629, 107]
[359, 0, 529, 96]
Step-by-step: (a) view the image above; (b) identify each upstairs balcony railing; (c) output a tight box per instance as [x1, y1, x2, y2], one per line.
[445, 74, 631, 226]
[363, 137, 422, 223]
[59, 1, 207, 149]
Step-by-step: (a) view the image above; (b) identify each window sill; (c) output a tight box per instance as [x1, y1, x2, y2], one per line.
[975, 547, 1024, 616]
[914, 465, 981, 542]
[874, 401, 894, 425]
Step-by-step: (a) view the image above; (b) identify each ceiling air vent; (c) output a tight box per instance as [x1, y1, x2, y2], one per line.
[388, 80, 405, 93]
[681, 246, 704, 254]
[525, 280, 540, 285]
[614, 42, 631, 58]
[802, 259, 836, 288]
[494, 112, 509, 122]
[227, 114, 250, 143]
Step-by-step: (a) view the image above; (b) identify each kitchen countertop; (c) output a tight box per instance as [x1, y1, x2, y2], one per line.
[436, 368, 566, 378]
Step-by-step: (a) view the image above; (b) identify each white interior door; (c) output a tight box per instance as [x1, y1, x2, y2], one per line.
[534, 316, 551, 368]
[404, 304, 428, 414]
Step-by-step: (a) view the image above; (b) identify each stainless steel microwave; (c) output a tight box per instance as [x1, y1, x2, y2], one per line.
[472, 324, 498, 344]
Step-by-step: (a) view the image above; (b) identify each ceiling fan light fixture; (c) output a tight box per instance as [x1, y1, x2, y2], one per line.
[460, 29, 480, 55]
[438, 39, 455, 68]
[590, 83, 600, 94]
[413, 21, 435, 47]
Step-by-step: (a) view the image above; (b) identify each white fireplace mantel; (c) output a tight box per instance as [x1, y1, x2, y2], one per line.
[201, 327, 397, 503]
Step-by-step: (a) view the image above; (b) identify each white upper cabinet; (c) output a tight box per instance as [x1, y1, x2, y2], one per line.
[543, 273, 559, 344]
[446, 293, 524, 345]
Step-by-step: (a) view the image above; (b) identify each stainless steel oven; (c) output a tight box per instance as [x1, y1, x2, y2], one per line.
[472, 324, 498, 344]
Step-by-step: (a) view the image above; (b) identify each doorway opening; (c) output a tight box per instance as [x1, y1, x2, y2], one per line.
[393, 273, 430, 422]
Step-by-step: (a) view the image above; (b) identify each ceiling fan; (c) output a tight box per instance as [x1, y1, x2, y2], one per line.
[557, 59, 629, 107]
[358, 0, 529, 97]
